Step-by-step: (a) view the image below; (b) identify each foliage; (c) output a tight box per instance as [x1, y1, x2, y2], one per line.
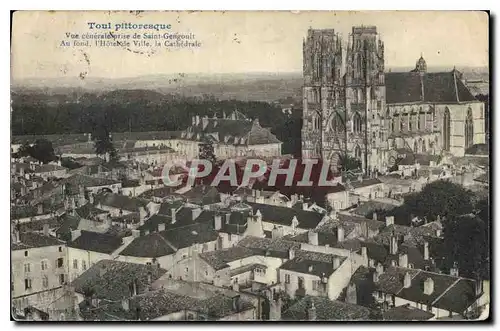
[16, 139, 57, 164]
[199, 140, 216, 164]
[340, 154, 362, 172]
[367, 180, 474, 225]
[93, 125, 118, 161]
[442, 213, 489, 280]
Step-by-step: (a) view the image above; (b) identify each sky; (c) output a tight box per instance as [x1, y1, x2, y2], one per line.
[11, 11, 489, 81]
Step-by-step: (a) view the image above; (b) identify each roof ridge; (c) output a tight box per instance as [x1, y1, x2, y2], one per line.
[453, 70, 460, 102]
[157, 232, 178, 252]
[395, 269, 421, 296]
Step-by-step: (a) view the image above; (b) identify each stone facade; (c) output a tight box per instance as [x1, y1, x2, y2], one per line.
[301, 26, 486, 174]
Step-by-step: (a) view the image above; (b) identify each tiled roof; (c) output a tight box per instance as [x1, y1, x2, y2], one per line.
[67, 230, 123, 254]
[184, 118, 281, 146]
[96, 193, 148, 212]
[72, 260, 167, 301]
[179, 185, 221, 205]
[75, 203, 107, 219]
[247, 202, 324, 229]
[385, 70, 477, 104]
[199, 246, 256, 270]
[160, 222, 218, 249]
[375, 266, 481, 313]
[12, 232, 64, 250]
[119, 232, 176, 258]
[34, 164, 66, 173]
[280, 251, 346, 277]
[282, 295, 371, 321]
[237, 236, 301, 259]
[349, 178, 383, 189]
[64, 174, 120, 190]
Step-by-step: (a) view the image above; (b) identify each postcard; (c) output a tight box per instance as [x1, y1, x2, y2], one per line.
[10, 10, 490, 322]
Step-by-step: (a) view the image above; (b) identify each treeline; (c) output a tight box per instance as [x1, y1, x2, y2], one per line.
[11, 90, 303, 156]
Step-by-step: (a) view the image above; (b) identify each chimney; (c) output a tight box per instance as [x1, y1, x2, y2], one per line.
[436, 228, 442, 237]
[171, 208, 176, 224]
[423, 277, 434, 295]
[403, 272, 412, 288]
[390, 234, 398, 255]
[385, 216, 394, 227]
[271, 225, 283, 239]
[225, 212, 231, 224]
[337, 226, 345, 242]
[475, 279, 483, 296]
[302, 202, 309, 210]
[132, 229, 140, 238]
[214, 215, 222, 230]
[288, 248, 295, 260]
[191, 116, 196, 126]
[195, 115, 200, 126]
[308, 231, 318, 246]
[333, 256, 341, 269]
[423, 241, 429, 260]
[399, 253, 408, 268]
[43, 223, 50, 236]
[372, 212, 378, 221]
[232, 282, 240, 293]
[37, 203, 43, 215]
[450, 262, 459, 277]
[307, 302, 317, 321]
[308, 265, 314, 272]
[158, 223, 165, 232]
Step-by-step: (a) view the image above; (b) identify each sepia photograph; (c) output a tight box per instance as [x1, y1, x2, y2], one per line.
[9, 10, 490, 322]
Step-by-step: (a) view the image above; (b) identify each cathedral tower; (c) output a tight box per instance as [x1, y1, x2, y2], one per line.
[343, 26, 386, 174]
[301, 28, 343, 161]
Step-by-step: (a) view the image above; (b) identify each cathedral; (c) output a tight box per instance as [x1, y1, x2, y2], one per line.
[301, 26, 486, 174]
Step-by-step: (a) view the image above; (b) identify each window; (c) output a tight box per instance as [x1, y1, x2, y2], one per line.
[59, 274, 65, 285]
[24, 263, 31, 273]
[41, 260, 48, 271]
[443, 108, 451, 151]
[353, 113, 362, 133]
[57, 258, 64, 268]
[185, 267, 189, 273]
[58, 247, 62, 252]
[312, 280, 321, 291]
[205, 271, 209, 276]
[42, 275, 49, 288]
[285, 274, 291, 284]
[82, 260, 87, 270]
[73, 259, 78, 269]
[24, 251, 28, 257]
[465, 108, 474, 149]
[24, 278, 32, 290]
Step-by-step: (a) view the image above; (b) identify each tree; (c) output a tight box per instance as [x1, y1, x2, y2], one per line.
[17, 142, 33, 158]
[30, 139, 57, 164]
[442, 214, 489, 280]
[93, 126, 118, 161]
[340, 155, 362, 172]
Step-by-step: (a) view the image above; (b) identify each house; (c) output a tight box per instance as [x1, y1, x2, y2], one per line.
[118, 222, 219, 275]
[282, 295, 371, 321]
[180, 111, 282, 160]
[11, 230, 67, 315]
[33, 164, 68, 180]
[72, 260, 256, 321]
[66, 230, 128, 281]
[382, 304, 435, 321]
[247, 202, 326, 236]
[94, 192, 149, 221]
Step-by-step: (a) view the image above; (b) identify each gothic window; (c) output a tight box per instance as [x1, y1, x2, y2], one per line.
[331, 113, 344, 133]
[391, 118, 395, 132]
[413, 141, 418, 153]
[443, 108, 451, 151]
[422, 139, 427, 152]
[354, 145, 362, 160]
[353, 113, 362, 133]
[465, 107, 474, 149]
[399, 116, 404, 132]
